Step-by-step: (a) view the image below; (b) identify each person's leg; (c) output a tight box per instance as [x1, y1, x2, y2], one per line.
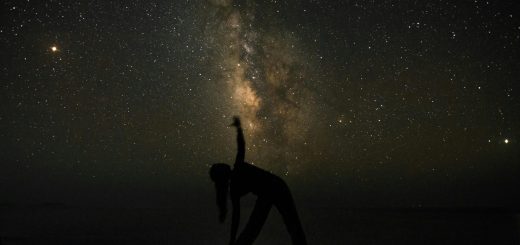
[235, 198, 272, 245]
[276, 188, 307, 245]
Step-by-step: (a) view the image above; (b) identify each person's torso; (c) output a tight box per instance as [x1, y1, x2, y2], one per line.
[230, 162, 286, 199]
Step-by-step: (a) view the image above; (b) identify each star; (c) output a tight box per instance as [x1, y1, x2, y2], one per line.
[504, 139, 509, 144]
[50, 46, 58, 52]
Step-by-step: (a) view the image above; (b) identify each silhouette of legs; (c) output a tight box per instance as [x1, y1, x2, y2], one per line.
[275, 185, 307, 245]
[235, 198, 272, 245]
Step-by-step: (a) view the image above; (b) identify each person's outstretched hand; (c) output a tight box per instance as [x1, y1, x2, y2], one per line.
[230, 116, 241, 128]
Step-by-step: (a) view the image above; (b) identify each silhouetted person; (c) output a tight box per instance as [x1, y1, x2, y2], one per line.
[210, 117, 307, 245]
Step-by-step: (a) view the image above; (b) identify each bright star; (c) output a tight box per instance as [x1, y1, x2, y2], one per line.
[50, 46, 58, 52]
[504, 139, 509, 144]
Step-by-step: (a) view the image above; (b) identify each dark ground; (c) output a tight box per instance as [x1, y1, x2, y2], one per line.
[1, 202, 518, 245]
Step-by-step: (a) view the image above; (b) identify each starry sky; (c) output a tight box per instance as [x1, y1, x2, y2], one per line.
[1, 0, 519, 207]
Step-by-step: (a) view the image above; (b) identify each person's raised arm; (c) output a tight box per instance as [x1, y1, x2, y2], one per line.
[231, 116, 245, 165]
[229, 196, 240, 245]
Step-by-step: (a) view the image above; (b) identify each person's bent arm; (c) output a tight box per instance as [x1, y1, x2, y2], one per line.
[230, 197, 240, 245]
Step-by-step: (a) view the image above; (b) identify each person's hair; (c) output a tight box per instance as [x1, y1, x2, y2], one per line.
[209, 163, 231, 223]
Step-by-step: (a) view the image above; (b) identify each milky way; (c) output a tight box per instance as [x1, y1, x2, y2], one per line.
[203, 0, 323, 174]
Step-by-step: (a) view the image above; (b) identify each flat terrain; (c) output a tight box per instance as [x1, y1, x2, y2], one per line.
[1, 204, 518, 244]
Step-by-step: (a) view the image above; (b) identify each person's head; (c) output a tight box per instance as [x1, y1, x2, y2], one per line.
[209, 163, 231, 223]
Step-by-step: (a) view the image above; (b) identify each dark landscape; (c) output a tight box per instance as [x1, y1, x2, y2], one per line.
[1, 202, 519, 244]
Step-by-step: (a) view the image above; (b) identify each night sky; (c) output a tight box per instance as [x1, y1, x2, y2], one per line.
[2, 0, 519, 208]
